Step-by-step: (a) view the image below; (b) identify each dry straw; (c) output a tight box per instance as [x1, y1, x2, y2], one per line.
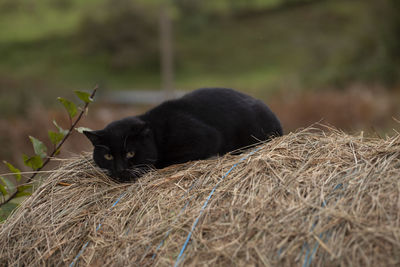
[1, 125, 400, 266]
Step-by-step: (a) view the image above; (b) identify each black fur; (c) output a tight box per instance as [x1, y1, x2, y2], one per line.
[84, 88, 282, 182]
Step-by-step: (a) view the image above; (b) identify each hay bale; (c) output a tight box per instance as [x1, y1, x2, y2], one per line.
[1, 125, 400, 266]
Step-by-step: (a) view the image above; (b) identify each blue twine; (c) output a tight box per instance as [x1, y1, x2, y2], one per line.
[302, 242, 310, 267]
[152, 199, 192, 259]
[135, 168, 202, 261]
[151, 180, 198, 260]
[302, 232, 324, 267]
[174, 147, 260, 267]
[300, 182, 345, 267]
[277, 247, 284, 257]
[70, 241, 89, 267]
[69, 192, 126, 267]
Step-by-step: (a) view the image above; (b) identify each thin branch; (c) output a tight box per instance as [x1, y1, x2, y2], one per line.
[1, 85, 98, 206]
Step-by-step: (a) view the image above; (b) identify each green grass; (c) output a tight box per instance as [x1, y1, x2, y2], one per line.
[0, 0, 101, 43]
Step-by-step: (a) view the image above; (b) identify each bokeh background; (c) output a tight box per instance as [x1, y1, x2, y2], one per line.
[0, 0, 399, 172]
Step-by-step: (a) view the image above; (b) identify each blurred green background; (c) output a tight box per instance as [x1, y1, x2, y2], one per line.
[0, 0, 399, 169]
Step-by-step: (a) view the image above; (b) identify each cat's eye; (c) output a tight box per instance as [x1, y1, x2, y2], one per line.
[104, 154, 113, 160]
[126, 151, 135, 159]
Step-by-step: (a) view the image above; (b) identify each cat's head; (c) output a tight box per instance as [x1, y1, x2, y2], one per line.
[83, 117, 158, 182]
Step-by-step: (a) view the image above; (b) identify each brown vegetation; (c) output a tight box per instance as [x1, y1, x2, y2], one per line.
[270, 86, 400, 133]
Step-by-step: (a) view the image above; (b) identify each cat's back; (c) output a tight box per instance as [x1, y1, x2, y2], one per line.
[180, 87, 253, 108]
[154, 88, 259, 115]
[181, 87, 246, 101]
[143, 88, 282, 136]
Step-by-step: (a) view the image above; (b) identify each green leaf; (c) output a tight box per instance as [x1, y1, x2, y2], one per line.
[57, 97, 77, 118]
[23, 154, 43, 170]
[0, 202, 18, 222]
[17, 184, 33, 192]
[17, 184, 33, 193]
[3, 161, 21, 181]
[0, 176, 15, 193]
[15, 191, 32, 198]
[53, 120, 69, 136]
[0, 182, 8, 196]
[48, 130, 65, 145]
[74, 90, 93, 104]
[75, 127, 92, 134]
[29, 136, 47, 159]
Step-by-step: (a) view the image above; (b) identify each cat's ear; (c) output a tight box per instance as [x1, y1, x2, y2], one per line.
[83, 130, 103, 145]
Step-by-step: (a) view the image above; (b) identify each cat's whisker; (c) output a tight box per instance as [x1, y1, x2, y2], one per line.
[126, 164, 156, 178]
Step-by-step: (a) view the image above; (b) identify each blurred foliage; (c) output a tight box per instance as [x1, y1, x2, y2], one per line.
[0, 0, 399, 116]
[77, 0, 159, 70]
[174, 0, 400, 90]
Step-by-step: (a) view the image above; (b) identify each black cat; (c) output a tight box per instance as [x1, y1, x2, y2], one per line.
[84, 88, 282, 182]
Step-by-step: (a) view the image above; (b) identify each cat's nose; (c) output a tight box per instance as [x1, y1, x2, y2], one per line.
[111, 164, 125, 178]
[113, 161, 125, 172]
[112, 170, 135, 182]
